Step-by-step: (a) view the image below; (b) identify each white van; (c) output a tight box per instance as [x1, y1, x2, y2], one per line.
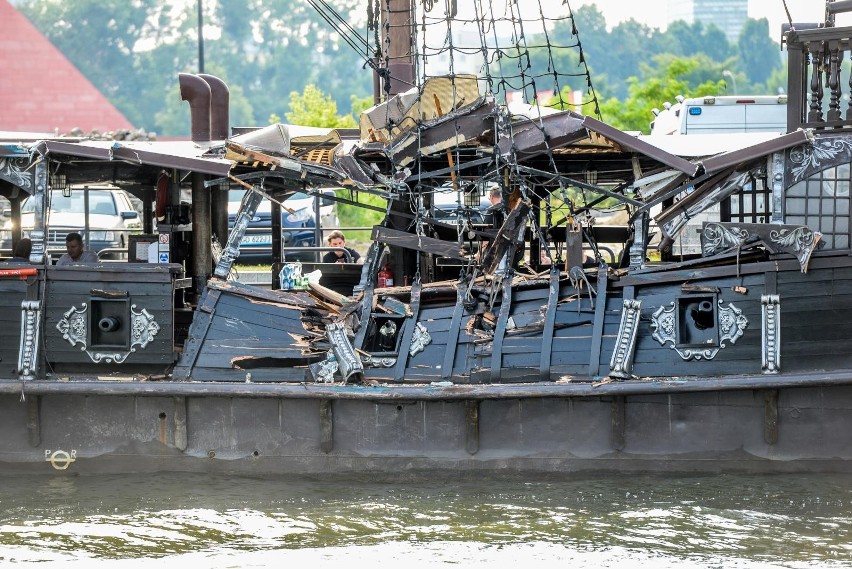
[650, 95, 788, 136]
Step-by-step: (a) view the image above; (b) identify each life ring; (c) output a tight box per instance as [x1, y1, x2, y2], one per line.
[155, 172, 170, 219]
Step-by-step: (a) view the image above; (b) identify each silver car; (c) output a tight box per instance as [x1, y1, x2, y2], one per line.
[1, 189, 142, 260]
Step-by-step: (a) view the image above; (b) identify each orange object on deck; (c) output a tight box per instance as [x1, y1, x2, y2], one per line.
[0, 267, 38, 279]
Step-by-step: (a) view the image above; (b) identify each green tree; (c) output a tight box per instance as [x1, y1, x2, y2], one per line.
[19, 0, 373, 137]
[599, 55, 726, 133]
[665, 20, 733, 62]
[18, 0, 176, 130]
[737, 18, 783, 86]
[285, 84, 356, 128]
[206, 0, 371, 129]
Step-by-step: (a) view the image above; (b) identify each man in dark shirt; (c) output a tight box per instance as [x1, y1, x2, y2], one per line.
[5, 238, 32, 263]
[481, 187, 525, 270]
[322, 230, 363, 264]
[484, 186, 505, 228]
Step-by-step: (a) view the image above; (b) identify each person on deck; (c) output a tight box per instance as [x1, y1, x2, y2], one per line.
[481, 187, 525, 270]
[56, 232, 99, 266]
[5, 238, 32, 263]
[322, 230, 363, 264]
[484, 186, 506, 228]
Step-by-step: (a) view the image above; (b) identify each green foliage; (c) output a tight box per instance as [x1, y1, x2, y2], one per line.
[558, 4, 772, 104]
[337, 189, 385, 227]
[350, 95, 374, 121]
[16, 0, 789, 138]
[18, 0, 372, 137]
[335, 189, 386, 245]
[598, 55, 727, 133]
[737, 19, 783, 86]
[285, 84, 357, 128]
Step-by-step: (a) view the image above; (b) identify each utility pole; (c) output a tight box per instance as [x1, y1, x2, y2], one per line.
[197, 0, 205, 74]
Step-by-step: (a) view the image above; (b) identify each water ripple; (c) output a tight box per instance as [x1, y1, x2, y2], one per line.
[0, 472, 851, 567]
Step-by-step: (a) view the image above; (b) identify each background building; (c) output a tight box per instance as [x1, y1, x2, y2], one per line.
[0, 0, 133, 134]
[667, 0, 748, 43]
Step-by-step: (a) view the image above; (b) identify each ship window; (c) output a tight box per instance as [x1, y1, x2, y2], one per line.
[723, 172, 770, 224]
[785, 165, 851, 249]
[365, 314, 405, 354]
[677, 295, 717, 347]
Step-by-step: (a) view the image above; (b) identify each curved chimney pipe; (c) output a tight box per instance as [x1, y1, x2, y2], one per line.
[198, 74, 230, 140]
[179, 73, 212, 143]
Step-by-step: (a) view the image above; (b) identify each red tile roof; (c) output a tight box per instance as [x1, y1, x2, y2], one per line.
[0, 0, 134, 133]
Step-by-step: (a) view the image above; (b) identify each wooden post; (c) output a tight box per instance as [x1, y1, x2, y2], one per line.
[380, 0, 416, 286]
[380, 0, 415, 98]
[191, 172, 212, 295]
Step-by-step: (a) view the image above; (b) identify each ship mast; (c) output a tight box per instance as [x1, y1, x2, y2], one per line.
[375, 0, 415, 102]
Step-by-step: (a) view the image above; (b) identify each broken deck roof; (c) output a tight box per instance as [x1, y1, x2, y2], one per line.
[0, 98, 820, 225]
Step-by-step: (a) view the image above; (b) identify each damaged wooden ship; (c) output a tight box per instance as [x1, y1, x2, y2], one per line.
[0, 1, 851, 475]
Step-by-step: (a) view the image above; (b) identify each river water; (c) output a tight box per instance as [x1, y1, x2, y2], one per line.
[0, 471, 850, 568]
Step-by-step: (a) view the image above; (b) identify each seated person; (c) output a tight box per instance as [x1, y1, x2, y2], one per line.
[5, 238, 32, 263]
[322, 230, 363, 264]
[56, 232, 99, 265]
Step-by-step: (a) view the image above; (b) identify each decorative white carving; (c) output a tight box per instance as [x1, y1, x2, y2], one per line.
[0, 156, 33, 189]
[790, 137, 852, 182]
[18, 300, 42, 380]
[55, 303, 160, 364]
[326, 321, 362, 381]
[609, 299, 642, 379]
[769, 227, 821, 271]
[311, 354, 339, 383]
[360, 354, 397, 368]
[651, 299, 748, 361]
[761, 295, 781, 374]
[701, 223, 750, 256]
[56, 303, 88, 345]
[409, 322, 431, 357]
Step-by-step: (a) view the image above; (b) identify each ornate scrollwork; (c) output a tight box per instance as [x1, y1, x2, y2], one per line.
[55, 303, 160, 364]
[789, 136, 852, 183]
[650, 299, 748, 361]
[701, 223, 750, 256]
[769, 227, 821, 271]
[56, 303, 88, 345]
[131, 306, 160, 348]
[310, 354, 339, 383]
[701, 222, 821, 272]
[360, 354, 397, 368]
[326, 321, 363, 381]
[409, 322, 431, 357]
[0, 156, 33, 189]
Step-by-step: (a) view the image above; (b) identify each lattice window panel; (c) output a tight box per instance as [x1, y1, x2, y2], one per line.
[785, 163, 851, 249]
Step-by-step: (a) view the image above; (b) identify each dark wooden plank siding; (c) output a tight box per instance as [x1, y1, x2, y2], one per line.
[42, 267, 175, 370]
[180, 286, 325, 382]
[0, 280, 29, 377]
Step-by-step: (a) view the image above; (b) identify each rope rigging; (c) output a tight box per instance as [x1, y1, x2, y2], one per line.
[308, 0, 615, 280]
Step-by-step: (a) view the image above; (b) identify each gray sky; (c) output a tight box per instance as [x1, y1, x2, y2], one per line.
[570, 0, 829, 37]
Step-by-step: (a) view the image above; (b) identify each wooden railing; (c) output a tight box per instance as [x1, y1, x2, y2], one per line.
[785, 2, 852, 131]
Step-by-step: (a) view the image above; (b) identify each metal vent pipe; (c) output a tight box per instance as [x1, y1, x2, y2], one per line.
[178, 73, 212, 143]
[199, 74, 230, 140]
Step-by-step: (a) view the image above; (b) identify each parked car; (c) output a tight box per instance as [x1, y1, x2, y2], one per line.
[227, 189, 338, 263]
[430, 183, 493, 224]
[0, 188, 142, 261]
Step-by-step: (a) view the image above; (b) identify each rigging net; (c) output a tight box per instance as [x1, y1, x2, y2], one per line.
[315, 1, 616, 276]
